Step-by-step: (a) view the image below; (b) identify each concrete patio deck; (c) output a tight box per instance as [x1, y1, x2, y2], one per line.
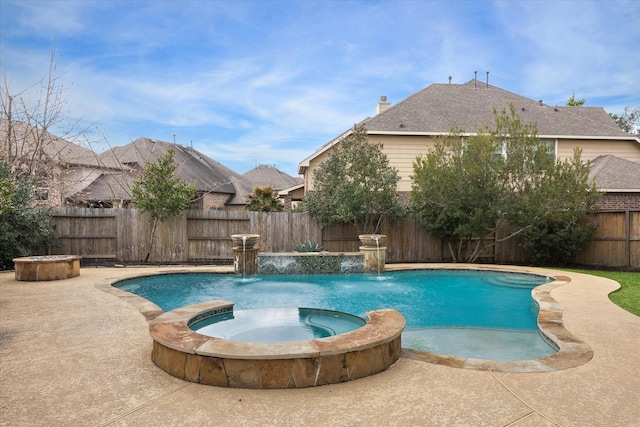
[1, 265, 638, 426]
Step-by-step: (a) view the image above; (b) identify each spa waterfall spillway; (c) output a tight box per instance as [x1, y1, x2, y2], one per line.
[232, 234, 388, 275]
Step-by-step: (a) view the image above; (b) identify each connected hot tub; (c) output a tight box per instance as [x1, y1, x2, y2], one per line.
[190, 307, 367, 342]
[148, 301, 405, 389]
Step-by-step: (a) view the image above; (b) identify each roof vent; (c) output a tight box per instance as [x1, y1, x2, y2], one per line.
[538, 100, 543, 106]
[376, 96, 391, 114]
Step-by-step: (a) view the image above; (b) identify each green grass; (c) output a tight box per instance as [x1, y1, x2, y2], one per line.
[558, 269, 640, 317]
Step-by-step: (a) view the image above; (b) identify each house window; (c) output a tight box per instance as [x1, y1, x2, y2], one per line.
[541, 139, 557, 159]
[462, 137, 557, 160]
[37, 189, 49, 200]
[494, 138, 557, 160]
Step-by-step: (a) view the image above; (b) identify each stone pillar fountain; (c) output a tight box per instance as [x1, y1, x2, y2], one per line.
[359, 234, 387, 274]
[231, 234, 260, 276]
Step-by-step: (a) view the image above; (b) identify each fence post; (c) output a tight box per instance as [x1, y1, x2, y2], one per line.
[625, 209, 631, 268]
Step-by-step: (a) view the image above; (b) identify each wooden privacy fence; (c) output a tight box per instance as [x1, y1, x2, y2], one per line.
[47, 208, 640, 269]
[571, 210, 640, 269]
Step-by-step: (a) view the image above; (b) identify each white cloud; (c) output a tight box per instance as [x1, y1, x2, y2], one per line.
[7, 0, 88, 35]
[2, 0, 638, 176]
[493, 0, 640, 106]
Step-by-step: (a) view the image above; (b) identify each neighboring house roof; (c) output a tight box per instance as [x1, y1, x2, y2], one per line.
[99, 137, 253, 205]
[242, 164, 302, 191]
[226, 176, 255, 205]
[65, 171, 135, 202]
[0, 119, 123, 170]
[62, 169, 104, 199]
[299, 80, 639, 172]
[589, 155, 640, 191]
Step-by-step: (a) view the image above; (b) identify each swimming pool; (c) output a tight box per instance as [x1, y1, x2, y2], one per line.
[116, 269, 557, 361]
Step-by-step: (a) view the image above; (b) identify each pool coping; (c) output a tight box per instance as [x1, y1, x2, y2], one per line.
[147, 300, 405, 359]
[385, 265, 594, 372]
[95, 265, 594, 374]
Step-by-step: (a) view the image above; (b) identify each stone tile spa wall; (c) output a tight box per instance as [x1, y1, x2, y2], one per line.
[149, 301, 405, 389]
[257, 253, 364, 274]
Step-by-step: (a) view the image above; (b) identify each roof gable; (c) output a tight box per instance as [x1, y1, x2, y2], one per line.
[589, 155, 640, 191]
[242, 164, 302, 190]
[66, 171, 135, 202]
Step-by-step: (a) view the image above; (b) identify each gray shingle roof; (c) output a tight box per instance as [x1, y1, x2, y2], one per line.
[364, 80, 631, 138]
[99, 138, 251, 200]
[0, 119, 123, 169]
[589, 155, 640, 190]
[242, 165, 302, 191]
[66, 171, 135, 201]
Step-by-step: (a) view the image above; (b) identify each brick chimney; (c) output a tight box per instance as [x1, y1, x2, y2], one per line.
[376, 96, 390, 114]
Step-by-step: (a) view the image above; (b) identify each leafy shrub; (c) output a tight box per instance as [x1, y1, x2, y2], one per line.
[523, 219, 597, 266]
[0, 161, 58, 269]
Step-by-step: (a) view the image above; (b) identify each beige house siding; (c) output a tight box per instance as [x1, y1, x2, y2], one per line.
[305, 150, 330, 192]
[556, 139, 640, 163]
[305, 135, 438, 193]
[305, 136, 640, 194]
[374, 135, 437, 192]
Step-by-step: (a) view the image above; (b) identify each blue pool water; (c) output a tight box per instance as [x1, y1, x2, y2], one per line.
[116, 270, 557, 360]
[190, 307, 366, 342]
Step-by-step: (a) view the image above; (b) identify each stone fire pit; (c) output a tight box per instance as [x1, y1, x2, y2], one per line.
[13, 255, 81, 281]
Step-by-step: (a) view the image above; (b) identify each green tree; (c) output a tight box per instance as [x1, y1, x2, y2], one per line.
[410, 105, 600, 262]
[566, 93, 586, 106]
[131, 149, 196, 262]
[521, 148, 600, 265]
[609, 106, 640, 135]
[304, 124, 404, 234]
[245, 185, 284, 212]
[0, 161, 57, 269]
[0, 166, 18, 213]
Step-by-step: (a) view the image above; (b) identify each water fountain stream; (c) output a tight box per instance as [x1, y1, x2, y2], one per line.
[241, 235, 247, 277]
[358, 234, 386, 274]
[231, 234, 260, 276]
[373, 235, 381, 275]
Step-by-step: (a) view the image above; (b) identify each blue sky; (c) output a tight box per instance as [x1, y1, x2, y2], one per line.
[1, 0, 639, 176]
